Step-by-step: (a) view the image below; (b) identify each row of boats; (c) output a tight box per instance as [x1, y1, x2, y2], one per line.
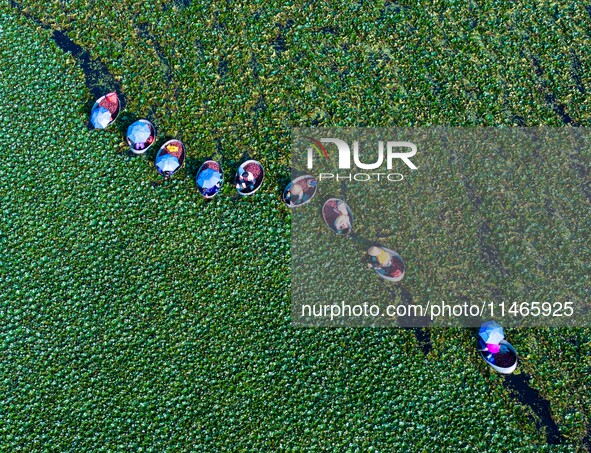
[91, 93, 517, 374]
[90, 93, 263, 197]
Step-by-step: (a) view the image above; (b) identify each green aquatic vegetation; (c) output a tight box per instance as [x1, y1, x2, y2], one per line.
[1, 0, 590, 450]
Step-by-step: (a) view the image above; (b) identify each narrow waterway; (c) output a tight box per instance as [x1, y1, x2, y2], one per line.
[10, 1, 123, 102]
[502, 373, 565, 445]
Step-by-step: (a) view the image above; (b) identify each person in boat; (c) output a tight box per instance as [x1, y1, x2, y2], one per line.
[286, 183, 304, 205]
[236, 170, 256, 192]
[333, 202, 352, 234]
[287, 178, 318, 206]
[477, 321, 517, 372]
[367, 246, 391, 274]
[478, 336, 518, 370]
[478, 337, 501, 354]
[477, 335, 503, 368]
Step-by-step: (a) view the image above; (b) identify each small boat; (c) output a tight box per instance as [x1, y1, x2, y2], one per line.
[155, 140, 185, 177]
[235, 160, 264, 196]
[90, 92, 120, 129]
[369, 247, 405, 282]
[322, 198, 353, 235]
[196, 160, 223, 198]
[478, 339, 518, 374]
[282, 175, 318, 208]
[126, 119, 156, 154]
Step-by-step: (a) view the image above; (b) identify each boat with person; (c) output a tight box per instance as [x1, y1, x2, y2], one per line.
[235, 160, 264, 196]
[155, 140, 185, 177]
[126, 119, 156, 154]
[90, 92, 120, 129]
[196, 160, 223, 198]
[282, 175, 318, 208]
[322, 198, 353, 235]
[478, 321, 517, 374]
[367, 246, 405, 282]
[478, 339, 518, 374]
